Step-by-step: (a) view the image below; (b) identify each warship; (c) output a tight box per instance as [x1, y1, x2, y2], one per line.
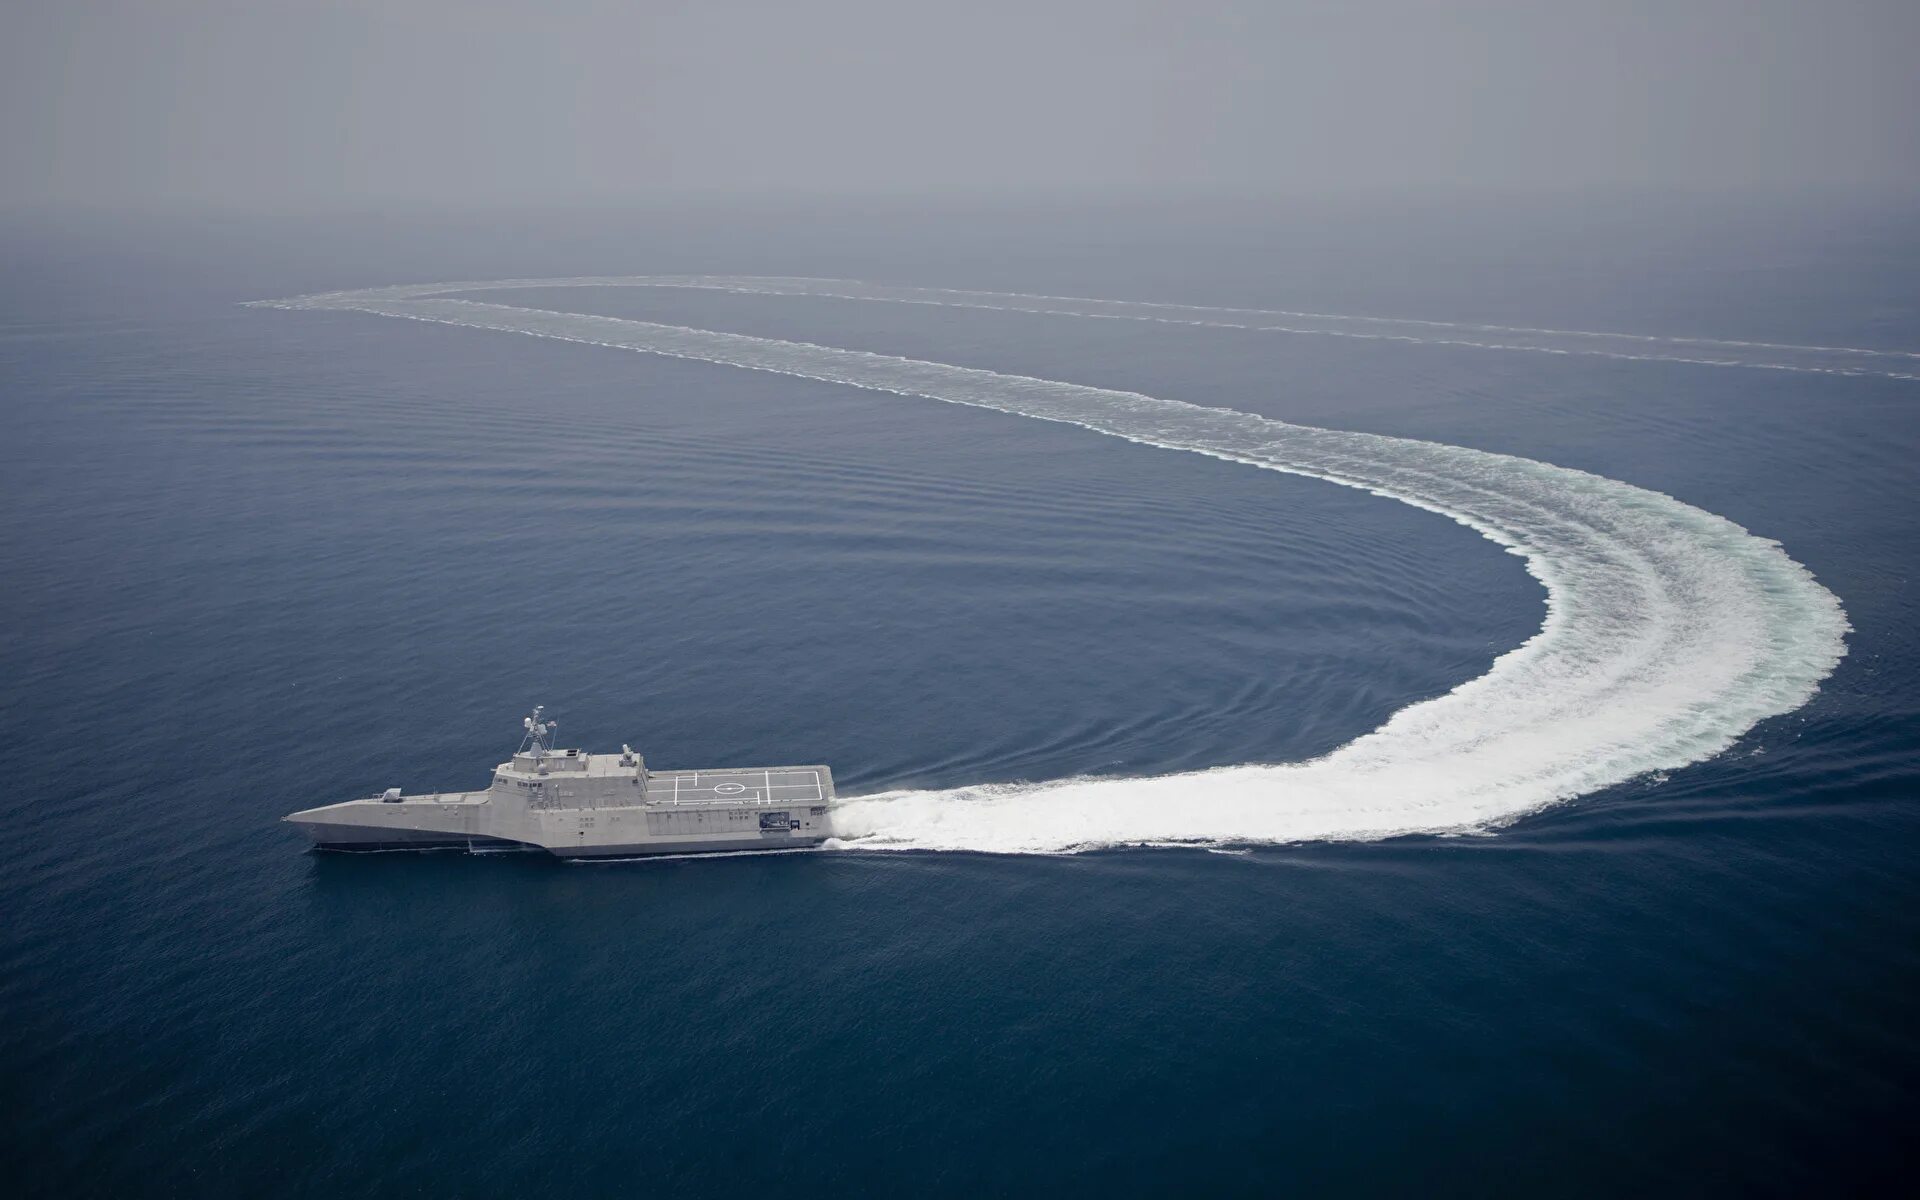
[285, 708, 835, 859]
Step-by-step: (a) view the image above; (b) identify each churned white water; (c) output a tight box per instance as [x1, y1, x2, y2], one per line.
[255, 280, 1852, 853]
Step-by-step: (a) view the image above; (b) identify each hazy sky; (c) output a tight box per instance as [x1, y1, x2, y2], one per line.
[5, 0, 1917, 209]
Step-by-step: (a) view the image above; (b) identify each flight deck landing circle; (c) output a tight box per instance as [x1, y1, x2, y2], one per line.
[713, 782, 747, 795]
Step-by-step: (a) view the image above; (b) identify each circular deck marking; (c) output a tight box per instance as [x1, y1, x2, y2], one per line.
[713, 782, 747, 795]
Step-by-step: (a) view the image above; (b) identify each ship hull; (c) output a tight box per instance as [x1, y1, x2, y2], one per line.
[298, 827, 826, 858]
[285, 745, 836, 862]
[306, 833, 531, 853]
[553, 835, 830, 860]
[289, 814, 533, 853]
[286, 791, 833, 860]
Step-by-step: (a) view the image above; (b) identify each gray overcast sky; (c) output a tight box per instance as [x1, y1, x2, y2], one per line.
[4, 0, 1917, 209]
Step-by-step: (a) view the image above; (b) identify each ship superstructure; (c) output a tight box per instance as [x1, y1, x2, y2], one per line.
[285, 708, 834, 859]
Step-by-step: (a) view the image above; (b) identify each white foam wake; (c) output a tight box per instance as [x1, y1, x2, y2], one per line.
[257, 275, 1920, 382]
[253, 281, 1850, 853]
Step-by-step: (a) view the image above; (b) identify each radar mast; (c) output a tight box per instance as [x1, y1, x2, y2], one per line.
[518, 705, 559, 760]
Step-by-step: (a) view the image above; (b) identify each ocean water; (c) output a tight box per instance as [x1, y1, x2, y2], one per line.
[3, 196, 1917, 1196]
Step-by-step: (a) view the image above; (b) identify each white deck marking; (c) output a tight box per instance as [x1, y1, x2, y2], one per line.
[643, 767, 827, 807]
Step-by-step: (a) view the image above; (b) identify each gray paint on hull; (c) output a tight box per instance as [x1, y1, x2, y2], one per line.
[556, 835, 829, 860]
[286, 744, 836, 861]
[307, 833, 825, 858]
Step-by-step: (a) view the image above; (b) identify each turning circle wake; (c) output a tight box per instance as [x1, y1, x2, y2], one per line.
[252, 278, 1850, 853]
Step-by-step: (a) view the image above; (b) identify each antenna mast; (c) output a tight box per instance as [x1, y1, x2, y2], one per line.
[518, 705, 559, 759]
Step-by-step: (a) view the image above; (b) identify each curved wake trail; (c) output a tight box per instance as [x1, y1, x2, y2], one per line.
[266, 275, 1920, 382]
[254, 282, 1850, 852]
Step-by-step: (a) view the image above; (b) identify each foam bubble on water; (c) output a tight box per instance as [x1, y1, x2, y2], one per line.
[254, 282, 1851, 853]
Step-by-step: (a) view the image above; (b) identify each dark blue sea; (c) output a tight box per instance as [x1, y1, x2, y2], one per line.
[4, 195, 1918, 1196]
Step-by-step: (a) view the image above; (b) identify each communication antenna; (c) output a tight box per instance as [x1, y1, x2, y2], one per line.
[517, 705, 559, 759]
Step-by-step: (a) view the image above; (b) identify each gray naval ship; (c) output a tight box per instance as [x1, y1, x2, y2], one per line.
[285, 708, 835, 859]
